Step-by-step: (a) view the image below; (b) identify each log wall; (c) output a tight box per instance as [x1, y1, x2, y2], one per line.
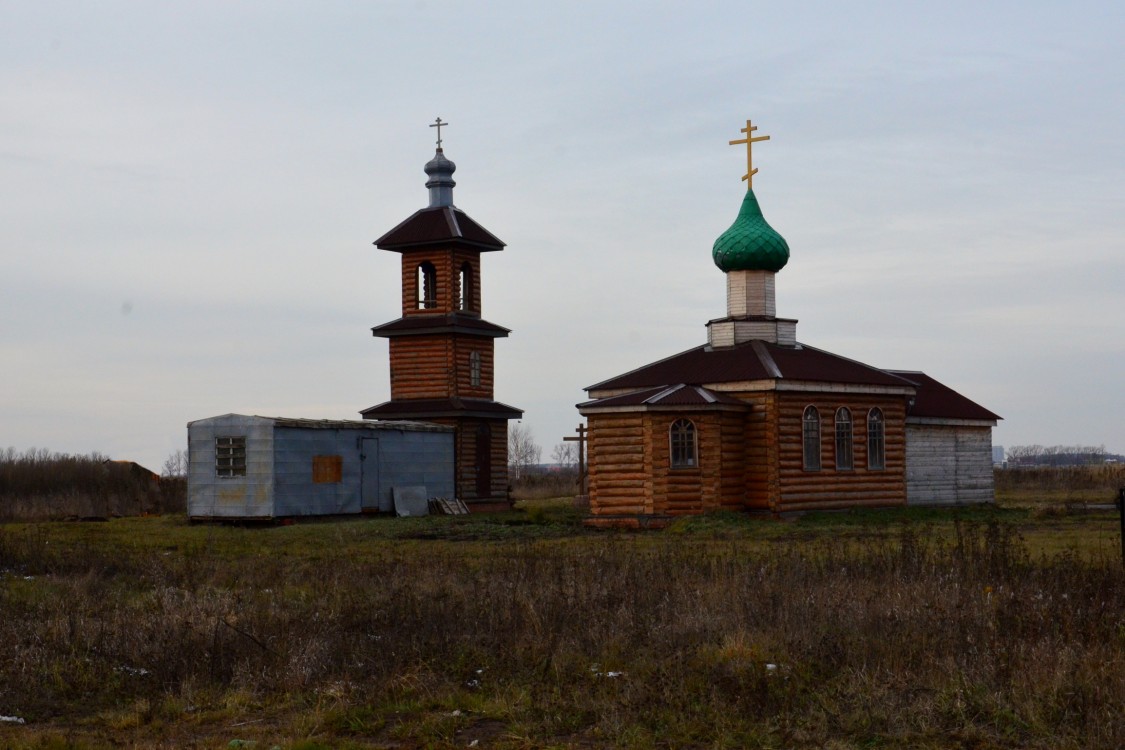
[388, 335, 494, 400]
[587, 413, 651, 516]
[650, 414, 706, 516]
[451, 336, 494, 399]
[426, 417, 510, 501]
[905, 423, 994, 505]
[588, 411, 751, 517]
[587, 391, 918, 517]
[775, 392, 907, 512]
[380, 244, 511, 506]
[669, 411, 755, 512]
[389, 335, 452, 400]
[736, 392, 775, 510]
[718, 412, 748, 511]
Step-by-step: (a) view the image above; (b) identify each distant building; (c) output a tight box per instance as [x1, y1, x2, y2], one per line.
[104, 459, 160, 483]
[993, 446, 1006, 466]
[578, 121, 1000, 524]
[361, 126, 522, 512]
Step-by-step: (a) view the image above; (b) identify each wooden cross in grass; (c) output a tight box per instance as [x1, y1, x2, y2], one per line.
[564, 424, 588, 495]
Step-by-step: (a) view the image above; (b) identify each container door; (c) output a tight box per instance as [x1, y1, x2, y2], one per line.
[360, 437, 384, 511]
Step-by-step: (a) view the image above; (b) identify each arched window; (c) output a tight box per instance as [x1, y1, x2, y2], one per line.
[417, 261, 437, 309]
[669, 419, 697, 469]
[459, 262, 474, 312]
[802, 406, 821, 471]
[867, 408, 885, 470]
[835, 407, 853, 470]
[469, 350, 481, 387]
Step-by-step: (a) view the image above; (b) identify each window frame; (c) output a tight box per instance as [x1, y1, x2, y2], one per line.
[469, 350, 482, 387]
[802, 406, 821, 471]
[835, 407, 854, 471]
[867, 408, 885, 470]
[669, 418, 698, 469]
[215, 436, 246, 477]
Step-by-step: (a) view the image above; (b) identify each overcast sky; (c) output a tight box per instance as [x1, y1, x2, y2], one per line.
[2, 1, 1122, 471]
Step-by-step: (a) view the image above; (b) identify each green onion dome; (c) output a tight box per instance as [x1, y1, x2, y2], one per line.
[712, 189, 789, 273]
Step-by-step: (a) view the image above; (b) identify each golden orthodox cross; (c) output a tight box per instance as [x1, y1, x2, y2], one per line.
[430, 117, 449, 148]
[729, 119, 770, 188]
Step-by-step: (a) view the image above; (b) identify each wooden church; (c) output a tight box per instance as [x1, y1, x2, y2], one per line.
[361, 121, 521, 511]
[578, 121, 1000, 524]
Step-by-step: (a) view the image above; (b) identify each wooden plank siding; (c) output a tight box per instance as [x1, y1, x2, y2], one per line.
[905, 424, 994, 505]
[400, 248, 482, 316]
[955, 429, 994, 504]
[775, 392, 907, 512]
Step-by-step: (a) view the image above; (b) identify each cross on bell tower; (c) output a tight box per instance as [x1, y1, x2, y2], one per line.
[430, 116, 448, 148]
[361, 122, 523, 511]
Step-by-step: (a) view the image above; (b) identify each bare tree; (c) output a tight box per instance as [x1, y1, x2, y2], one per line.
[508, 424, 541, 481]
[550, 442, 576, 469]
[162, 449, 188, 478]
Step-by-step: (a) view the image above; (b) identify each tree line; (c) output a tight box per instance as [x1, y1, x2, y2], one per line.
[0, 447, 184, 520]
[1006, 444, 1120, 466]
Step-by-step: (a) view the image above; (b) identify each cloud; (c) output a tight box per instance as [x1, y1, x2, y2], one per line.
[1, 2, 1122, 469]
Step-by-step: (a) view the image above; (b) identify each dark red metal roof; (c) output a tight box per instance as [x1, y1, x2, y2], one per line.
[768, 344, 915, 386]
[372, 314, 510, 338]
[580, 384, 747, 409]
[885, 371, 1001, 422]
[360, 397, 522, 420]
[375, 206, 505, 251]
[587, 340, 912, 392]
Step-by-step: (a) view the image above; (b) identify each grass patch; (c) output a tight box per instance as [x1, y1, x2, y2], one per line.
[0, 500, 1122, 748]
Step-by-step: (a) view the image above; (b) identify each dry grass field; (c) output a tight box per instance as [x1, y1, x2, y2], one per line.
[0, 469, 1122, 749]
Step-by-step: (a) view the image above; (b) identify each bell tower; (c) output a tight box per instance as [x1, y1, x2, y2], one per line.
[361, 119, 522, 511]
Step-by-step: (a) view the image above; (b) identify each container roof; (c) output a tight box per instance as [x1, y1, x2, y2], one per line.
[186, 414, 453, 432]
